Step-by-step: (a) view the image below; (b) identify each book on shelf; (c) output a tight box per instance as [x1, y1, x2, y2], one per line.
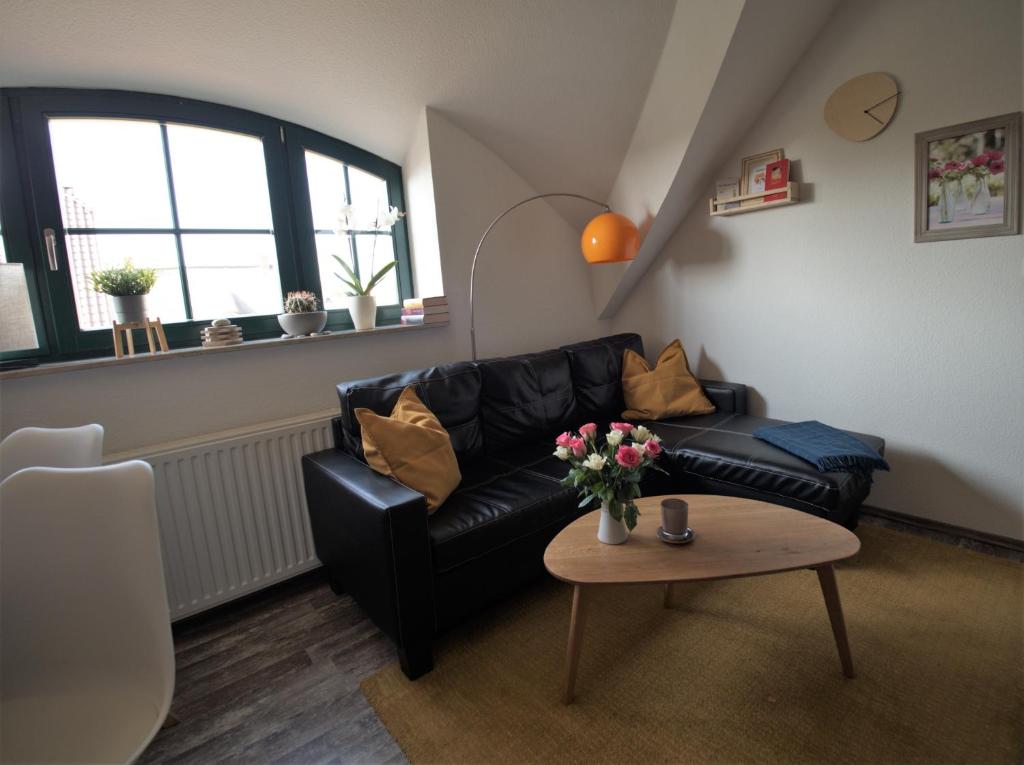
[763, 159, 790, 202]
[401, 305, 448, 316]
[715, 178, 740, 210]
[403, 296, 447, 310]
[400, 312, 449, 325]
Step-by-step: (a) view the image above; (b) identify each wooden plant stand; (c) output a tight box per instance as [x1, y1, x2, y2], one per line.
[112, 318, 169, 358]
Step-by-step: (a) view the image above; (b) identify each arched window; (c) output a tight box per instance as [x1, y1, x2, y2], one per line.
[0, 88, 412, 363]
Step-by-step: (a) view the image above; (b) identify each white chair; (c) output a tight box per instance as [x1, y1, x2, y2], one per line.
[0, 424, 104, 481]
[0, 461, 175, 764]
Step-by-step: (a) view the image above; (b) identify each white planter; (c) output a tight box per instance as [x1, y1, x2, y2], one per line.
[277, 310, 327, 337]
[597, 502, 629, 545]
[110, 294, 148, 324]
[348, 295, 377, 331]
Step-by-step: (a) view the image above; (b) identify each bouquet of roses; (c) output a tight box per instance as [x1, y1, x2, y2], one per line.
[554, 422, 666, 530]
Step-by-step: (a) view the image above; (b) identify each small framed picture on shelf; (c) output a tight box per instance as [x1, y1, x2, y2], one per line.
[763, 159, 790, 202]
[740, 148, 784, 206]
[715, 178, 740, 210]
[914, 111, 1020, 243]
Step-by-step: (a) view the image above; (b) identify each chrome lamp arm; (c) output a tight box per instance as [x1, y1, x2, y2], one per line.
[469, 192, 610, 360]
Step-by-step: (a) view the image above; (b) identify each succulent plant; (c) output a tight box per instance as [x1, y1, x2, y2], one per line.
[283, 290, 320, 314]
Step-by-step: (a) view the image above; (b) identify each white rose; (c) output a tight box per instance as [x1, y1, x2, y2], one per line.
[606, 430, 624, 447]
[582, 454, 607, 471]
[553, 446, 570, 461]
[631, 425, 653, 442]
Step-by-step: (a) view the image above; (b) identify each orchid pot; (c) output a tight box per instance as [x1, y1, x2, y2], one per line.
[347, 295, 377, 331]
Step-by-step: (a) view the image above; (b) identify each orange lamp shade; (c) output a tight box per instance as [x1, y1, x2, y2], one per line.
[580, 211, 640, 264]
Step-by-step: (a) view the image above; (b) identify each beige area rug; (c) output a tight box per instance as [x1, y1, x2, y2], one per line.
[362, 525, 1023, 764]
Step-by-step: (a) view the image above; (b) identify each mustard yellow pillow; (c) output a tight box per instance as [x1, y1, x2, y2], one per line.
[355, 386, 461, 513]
[622, 340, 715, 420]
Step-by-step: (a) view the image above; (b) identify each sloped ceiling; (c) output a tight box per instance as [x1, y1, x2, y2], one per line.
[0, 0, 674, 213]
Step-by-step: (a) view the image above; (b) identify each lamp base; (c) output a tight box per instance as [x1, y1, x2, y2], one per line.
[0, 358, 40, 371]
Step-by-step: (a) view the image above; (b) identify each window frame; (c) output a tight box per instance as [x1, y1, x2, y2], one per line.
[0, 88, 414, 363]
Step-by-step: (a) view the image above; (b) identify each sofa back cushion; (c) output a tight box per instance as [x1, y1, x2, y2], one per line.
[337, 362, 483, 463]
[559, 333, 644, 423]
[476, 349, 578, 452]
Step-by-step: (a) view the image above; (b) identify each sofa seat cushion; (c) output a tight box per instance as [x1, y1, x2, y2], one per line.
[647, 414, 885, 525]
[428, 452, 578, 574]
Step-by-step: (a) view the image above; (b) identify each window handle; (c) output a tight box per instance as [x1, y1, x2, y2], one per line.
[43, 228, 58, 271]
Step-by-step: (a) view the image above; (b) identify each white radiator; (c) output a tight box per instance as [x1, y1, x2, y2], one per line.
[110, 412, 335, 620]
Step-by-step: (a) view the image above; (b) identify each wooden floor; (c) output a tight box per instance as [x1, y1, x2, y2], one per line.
[139, 573, 405, 765]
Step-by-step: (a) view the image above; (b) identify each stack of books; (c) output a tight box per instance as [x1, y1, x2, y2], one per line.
[401, 296, 449, 325]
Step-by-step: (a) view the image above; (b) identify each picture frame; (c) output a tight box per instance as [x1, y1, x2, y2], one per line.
[740, 149, 783, 206]
[914, 112, 1020, 243]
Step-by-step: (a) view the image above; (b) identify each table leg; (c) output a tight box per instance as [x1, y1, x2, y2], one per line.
[663, 582, 673, 608]
[563, 584, 588, 704]
[816, 564, 854, 678]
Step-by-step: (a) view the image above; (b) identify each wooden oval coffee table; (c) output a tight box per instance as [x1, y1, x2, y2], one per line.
[543, 494, 861, 703]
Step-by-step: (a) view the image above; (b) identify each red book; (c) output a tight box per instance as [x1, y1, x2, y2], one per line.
[763, 159, 790, 202]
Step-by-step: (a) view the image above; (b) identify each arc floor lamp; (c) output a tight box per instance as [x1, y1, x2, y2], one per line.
[468, 192, 640, 360]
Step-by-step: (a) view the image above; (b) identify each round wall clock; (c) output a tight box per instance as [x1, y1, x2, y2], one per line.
[824, 72, 900, 141]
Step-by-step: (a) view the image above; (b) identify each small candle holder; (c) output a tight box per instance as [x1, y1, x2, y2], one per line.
[658, 498, 694, 545]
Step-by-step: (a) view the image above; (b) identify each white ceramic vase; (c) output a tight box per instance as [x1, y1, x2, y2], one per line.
[110, 294, 148, 324]
[597, 502, 629, 545]
[348, 295, 377, 331]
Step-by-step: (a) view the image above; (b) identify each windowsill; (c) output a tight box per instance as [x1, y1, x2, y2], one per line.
[0, 320, 448, 381]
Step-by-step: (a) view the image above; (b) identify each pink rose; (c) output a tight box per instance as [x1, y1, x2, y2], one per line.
[568, 437, 586, 458]
[610, 422, 634, 433]
[555, 432, 573, 448]
[943, 160, 960, 171]
[987, 150, 1004, 162]
[971, 154, 990, 167]
[615, 445, 642, 469]
[644, 439, 662, 457]
[579, 422, 597, 441]
[927, 167, 941, 180]
[990, 159, 1005, 174]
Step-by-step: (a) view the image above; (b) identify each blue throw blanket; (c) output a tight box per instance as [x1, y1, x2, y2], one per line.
[753, 420, 890, 474]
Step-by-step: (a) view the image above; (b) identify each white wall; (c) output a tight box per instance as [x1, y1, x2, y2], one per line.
[614, 0, 1024, 540]
[0, 110, 608, 454]
[404, 110, 445, 298]
[606, 0, 744, 229]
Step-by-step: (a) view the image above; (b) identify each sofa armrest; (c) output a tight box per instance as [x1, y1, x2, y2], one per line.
[699, 379, 748, 415]
[301, 448, 435, 677]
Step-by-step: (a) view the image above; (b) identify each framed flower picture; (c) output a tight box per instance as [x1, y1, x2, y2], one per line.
[914, 112, 1020, 243]
[739, 149, 783, 206]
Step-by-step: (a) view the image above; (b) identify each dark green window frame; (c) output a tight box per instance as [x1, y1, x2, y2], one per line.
[0, 88, 413, 364]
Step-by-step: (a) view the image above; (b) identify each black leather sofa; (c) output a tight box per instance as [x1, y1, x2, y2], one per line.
[302, 333, 884, 679]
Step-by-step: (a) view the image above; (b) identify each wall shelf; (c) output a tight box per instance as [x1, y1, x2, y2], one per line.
[709, 182, 800, 217]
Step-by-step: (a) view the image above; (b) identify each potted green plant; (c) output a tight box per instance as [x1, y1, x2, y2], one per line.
[334, 203, 404, 331]
[278, 290, 327, 337]
[90, 260, 157, 324]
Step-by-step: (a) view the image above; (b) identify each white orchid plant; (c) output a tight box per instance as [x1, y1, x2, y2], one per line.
[333, 202, 406, 297]
[554, 422, 666, 530]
